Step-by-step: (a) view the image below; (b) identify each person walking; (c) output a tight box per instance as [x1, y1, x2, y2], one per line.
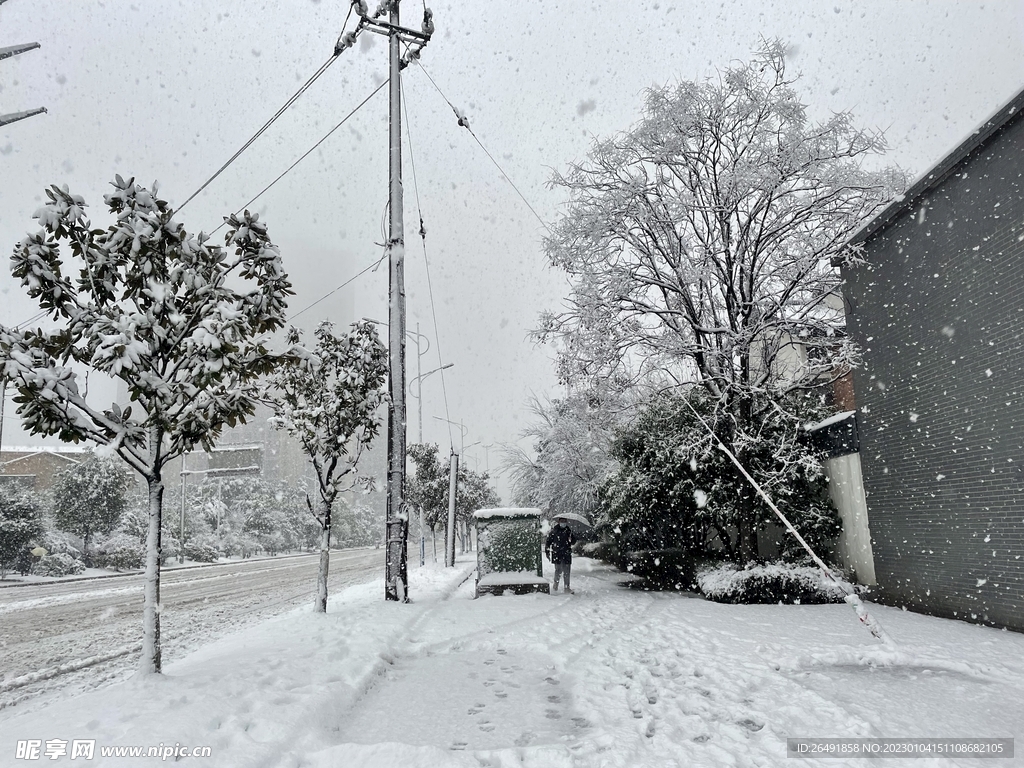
[545, 516, 576, 594]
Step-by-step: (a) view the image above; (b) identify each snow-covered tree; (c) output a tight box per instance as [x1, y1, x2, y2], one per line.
[263, 320, 388, 612]
[406, 443, 449, 554]
[407, 443, 500, 553]
[0, 486, 43, 579]
[333, 499, 383, 548]
[52, 455, 133, 564]
[539, 42, 905, 560]
[501, 390, 623, 522]
[0, 177, 292, 672]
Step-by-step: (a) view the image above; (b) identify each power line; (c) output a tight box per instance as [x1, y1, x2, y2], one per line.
[289, 254, 386, 322]
[176, 0, 362, 216]
[207, 79, 388, 238]
[177, 53, 340, 214]
[412, 61, 551, 234]
[12, 310, 48, 330]
[402, 86, 455, 450]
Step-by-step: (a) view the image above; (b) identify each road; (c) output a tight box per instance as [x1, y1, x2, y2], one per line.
[0, 549, 383, 712]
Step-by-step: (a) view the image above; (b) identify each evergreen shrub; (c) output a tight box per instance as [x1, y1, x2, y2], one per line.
[32, 552, 86, 577]
[697, 561, 854, 604]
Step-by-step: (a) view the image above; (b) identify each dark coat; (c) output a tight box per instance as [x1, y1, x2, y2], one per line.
[545, 524, 576, 564]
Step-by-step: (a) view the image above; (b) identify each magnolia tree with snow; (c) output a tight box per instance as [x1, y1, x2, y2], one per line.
[538, 41, 906, 561]
[263, 320, 388, 613]
[0, 177, 293, 672]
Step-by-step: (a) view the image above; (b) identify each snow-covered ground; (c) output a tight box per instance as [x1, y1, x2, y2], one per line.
[1, 557, 1022, 767]
[0, 549, 324, 586]
[0, 550, 382, 713]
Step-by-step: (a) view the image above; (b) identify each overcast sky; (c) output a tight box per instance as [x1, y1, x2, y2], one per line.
[2, 1, 1024, 499]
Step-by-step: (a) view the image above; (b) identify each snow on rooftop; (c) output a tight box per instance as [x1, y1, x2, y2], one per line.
[1, 445, 90, 454]
[473, 507, 543, 519]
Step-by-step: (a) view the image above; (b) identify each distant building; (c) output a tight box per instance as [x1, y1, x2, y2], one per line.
[839, 87, 1024, 632]
[0, 446, 87, 494]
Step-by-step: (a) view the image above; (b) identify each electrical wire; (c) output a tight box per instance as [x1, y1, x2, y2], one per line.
[177, 53, 339, 213]
[10, 309, 48, 330]
[412, 61, 551, 234]
[402, 86, 455, 451]
[177, 4, 365, 215]
[207, 79, 388, 238]
[289, 253, 387, 322]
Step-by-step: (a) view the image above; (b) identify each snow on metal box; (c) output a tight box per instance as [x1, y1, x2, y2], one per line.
[474, 508, 546, 597]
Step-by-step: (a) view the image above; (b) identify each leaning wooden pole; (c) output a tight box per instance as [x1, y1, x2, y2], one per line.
[681, 396, 894, 646]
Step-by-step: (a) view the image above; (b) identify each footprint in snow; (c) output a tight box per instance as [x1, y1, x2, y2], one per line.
[450, 742, 468, 751]
[737, 718, 764, 732]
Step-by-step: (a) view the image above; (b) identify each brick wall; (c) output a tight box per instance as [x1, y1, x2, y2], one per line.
[841, 113, 1024, 631]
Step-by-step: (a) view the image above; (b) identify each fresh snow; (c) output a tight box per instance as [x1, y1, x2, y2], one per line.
[477, 571, 547, 586]
[2, 557, 1022, 767]
[474, 507, 543, 519]
[697, 561, 853, 603]
[804, 409, 857, 432]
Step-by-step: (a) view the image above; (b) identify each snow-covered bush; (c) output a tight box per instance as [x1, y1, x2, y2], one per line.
[94, 533, 145, 571]
[39, 529, 83, 560]
[32, 551, 86, 577]
[696, 561, 853, 604]
[183, 542, 220, 563]
[582, 540, 620, 565]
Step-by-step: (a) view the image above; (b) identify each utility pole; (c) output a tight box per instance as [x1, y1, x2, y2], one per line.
[445, 450, 459, 567]
[352, 0, 431, 601]
[384, 0, 409, 602]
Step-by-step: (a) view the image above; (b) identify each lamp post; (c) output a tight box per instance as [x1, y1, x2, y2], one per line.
[431, 416, 468, 454]
[409, 363, 453, 444]
[464, 441, 482, 470]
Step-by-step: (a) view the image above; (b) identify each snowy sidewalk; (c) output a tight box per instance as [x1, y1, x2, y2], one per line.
[2, 557, 1023, 767]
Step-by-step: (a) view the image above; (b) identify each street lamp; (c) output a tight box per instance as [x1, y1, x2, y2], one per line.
[432, 415, 469, 454]
[464, 441, 482, 470]
[409, 363, 453, 444]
